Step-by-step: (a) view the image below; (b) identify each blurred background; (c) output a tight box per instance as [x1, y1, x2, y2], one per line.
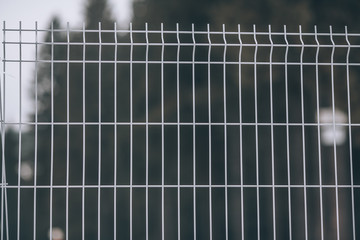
[1, 0, 360, 239]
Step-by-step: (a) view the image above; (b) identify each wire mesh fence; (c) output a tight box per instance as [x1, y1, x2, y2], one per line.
[1, 22, 360, 240]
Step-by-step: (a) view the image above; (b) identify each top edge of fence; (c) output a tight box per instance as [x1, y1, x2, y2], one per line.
[1, 23, 360, 37]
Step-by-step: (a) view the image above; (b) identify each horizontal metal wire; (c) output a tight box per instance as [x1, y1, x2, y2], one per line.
[3, 27, 360, 37]
[3, 42, 360, 48]
[2, 122, 360, 126]
[3, 60, 360, 66]
[3, 184, 360, 189]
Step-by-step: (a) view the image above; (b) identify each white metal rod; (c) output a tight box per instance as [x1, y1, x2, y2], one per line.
[3, 184, 359, 189]
[49, 21, 55, 240]
[1, 20, 9, 240]
[238, 24, 244, 240]
[4, 27, 360, 37]
[0, 25, 3, 240]
[160, 22, 165, 240]
[113, 21, 118, 240]
[190, 23, 197, 240]
[16, 21, 22, 240]
[33, 21, 39, 240]
[97, 22, 102, 240]
[176, 23, 181, 240]
[206, 23, 212, 240]
[253, 25, 260, 240]
[314, 25, 324, 240]
[66, 22, 70, 240]
[3, 122, 360, 127]
[6, 58, 360, 67]
[129, 22, 134, 240]
[299, 25, 309, 240]
[345, 26, 356, 240]
[3, 171, 8, 240]
[284, 25, 292, 240]
[145, 22, 149, 240]
[3, 57, 360, 67]
[222, 24, 229, 240]
[329, 26, 340, 240]
[268, 25, 276, 240]
[81, 22, 86, 240]
[5, 39, 360, 48]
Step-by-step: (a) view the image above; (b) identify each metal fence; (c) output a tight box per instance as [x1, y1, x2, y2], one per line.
[1, 22, 360, 240]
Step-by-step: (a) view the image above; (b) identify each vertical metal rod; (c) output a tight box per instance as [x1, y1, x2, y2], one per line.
[81, 22, 86, 240]
[129, 23, 134, 240]
[268, 25, 276, 240]
[283, 25, 292, 240]
[1, 127, 8, 240]
[16, 21, 22, 240]
[299, 25, 308, 240]
[206, 23, 212, 240]
[66, 22, 70, 240]
[253, 25, 260, 240]
[222, 24, 229, 240]
[191, 23, 197, 240]
[0, 22, 4, 133]
[113, 22, 118, 240]
[344, 26, 356, 240]
[0, 20, 9, 240]
[145, 22, 149, 240]
[129, 22, 134, 240]
[49, 21, 55, 240]
[0, 22, 5, 240]
[33, 21, 39, 240]
[329, 26, 340, 240]
[160, 23, 165, 240]
[97, 22, 102, 240]
[176, 23, 181, 240]
[314, 26, 324, 240]
[2, 102, 7, 240]
[237, 24, 244, 240]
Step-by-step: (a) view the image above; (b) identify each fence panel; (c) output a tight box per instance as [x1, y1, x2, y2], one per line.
[1, 22, 360, 240]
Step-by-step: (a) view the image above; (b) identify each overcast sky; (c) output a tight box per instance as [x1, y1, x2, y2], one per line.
[0, 0, 132, 123]
[0, 0, 132, 28]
